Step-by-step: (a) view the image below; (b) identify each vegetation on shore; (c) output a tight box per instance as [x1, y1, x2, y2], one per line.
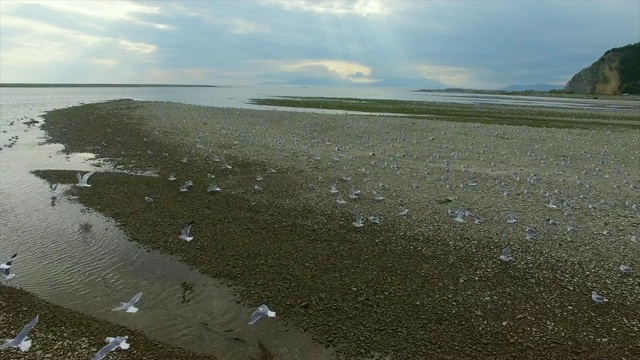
[250, 96, 640, 130]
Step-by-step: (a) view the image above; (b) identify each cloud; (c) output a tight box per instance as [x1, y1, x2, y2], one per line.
[265, 59, 379, 83]
[266, 0, 392, 17]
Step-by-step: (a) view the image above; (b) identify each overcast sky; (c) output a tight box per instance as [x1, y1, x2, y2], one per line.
[1, 0, 639, 88]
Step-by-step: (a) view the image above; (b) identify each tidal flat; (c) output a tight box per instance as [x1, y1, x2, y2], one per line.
[29, 98, 640, 359]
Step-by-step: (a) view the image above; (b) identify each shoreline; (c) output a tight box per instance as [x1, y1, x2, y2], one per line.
[33, 99, 640, 359]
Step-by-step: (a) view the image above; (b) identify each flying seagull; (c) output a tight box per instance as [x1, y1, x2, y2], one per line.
[179, 222, 194, 241]
[76, 171, 94, 187]
[0, 314, 39, 352]
[91, 336, 130, 360]
[0, 254, 17, 280]
[248, 304, 276, 325]
[111, 292, 143, 313]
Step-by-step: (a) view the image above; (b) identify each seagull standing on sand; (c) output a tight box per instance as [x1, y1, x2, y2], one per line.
[0, 314, 39, 352]
[111, 292, 143, 313]
[248, 304, 276, 325]
[353, 213, 364, 228]
[92, 336, 130, 360]
[619, 264, 632, 276]
[499, 247, 512, 263]
[76, 171, 94, 187]
[0, 254, 17, 280]
[179, 222, 194, 241]
[49, 182, 59, 196]
[591, 291, 608, 304]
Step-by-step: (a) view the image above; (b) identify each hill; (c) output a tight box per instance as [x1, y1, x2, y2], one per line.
[565, 42, 640, 95]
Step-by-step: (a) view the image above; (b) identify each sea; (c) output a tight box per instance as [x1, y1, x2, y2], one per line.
[0, 85, 635, 359]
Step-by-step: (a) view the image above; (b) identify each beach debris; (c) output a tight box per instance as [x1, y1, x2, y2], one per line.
[0, 314, 39, 352]
[76, 171, 94, 187]
[92, 336, 130, 360]
[0, 253, 17, 280]
[248, 304, 276, 325]
[111, 292, 143, 313]
[179, 222, 195, 242]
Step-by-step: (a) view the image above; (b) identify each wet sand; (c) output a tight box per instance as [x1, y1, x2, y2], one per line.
[30, 99, 640, 359]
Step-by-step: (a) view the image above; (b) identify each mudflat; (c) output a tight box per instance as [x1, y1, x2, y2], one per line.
[31, 99, 640, 359]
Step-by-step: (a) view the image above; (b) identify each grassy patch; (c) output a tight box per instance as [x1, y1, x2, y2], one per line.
[249, 96, 640, 130]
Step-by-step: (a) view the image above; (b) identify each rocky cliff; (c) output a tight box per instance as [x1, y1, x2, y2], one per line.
[565, 42, 640, 95]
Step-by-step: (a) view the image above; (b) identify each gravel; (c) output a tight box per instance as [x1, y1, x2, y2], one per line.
[33, 99, 640, 359]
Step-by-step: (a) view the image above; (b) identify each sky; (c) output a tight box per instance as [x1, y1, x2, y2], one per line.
[1, 0, 639, 89]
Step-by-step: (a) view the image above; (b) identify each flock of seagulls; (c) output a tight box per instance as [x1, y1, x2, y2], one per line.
[3, 103, 638, 357]
[1, 173, 277, 357]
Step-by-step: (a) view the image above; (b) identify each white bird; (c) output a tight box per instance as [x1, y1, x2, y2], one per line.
[619, 264, 632, 276]
[248, 304, 276, 325]
[399, 207, 409, 217]
[168, 173, 177, 181]
[179, 222, 194, 241]
[0, 314, 39, 352]
[92, 336, 130, 360]
[506, 214, 518, 224]
[111, 292, 143, 313]
[329, 181, 338, 194]
[353, 213, 364, 228]
[591, 291, 608, 304]
[372, 191, 384, 201]
[49, 182, 59, 195]
[76, 171, 94, 187]
[336, 195, 346, 204]
[499, 247, 512, 263]
[207, 183, 221, 193]
[0, 254, 17, 280]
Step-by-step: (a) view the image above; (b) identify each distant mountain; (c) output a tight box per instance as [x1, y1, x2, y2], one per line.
[565, 42, 640, 95]
[501, 84, 564, 92]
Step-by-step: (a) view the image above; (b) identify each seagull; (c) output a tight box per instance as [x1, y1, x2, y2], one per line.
[525, 227, 538, 241]
[207, 183, 221, 193]
[92, 336, 130, 360]
[591, 291, 608, 304]
[248, 304, 276, 325]
[49, 182, 59, 195]
[329, 181, 338, 194]
[0, 254, 17, 280]
[399, 207, 409, 217]
[619, 264, 632, 276]
[544, 195, 558, 209]
[452, 208, 469, 223]
[372, 191, 385, 201]
[336, 195, 346, 204]
[506, 213, 518, 224]
[368, 215, 382, 224]
[0, 314, 39, 352]
[349, 188, 359, 199]
[499, 247, 512, 263]
[179, 222, 194, 241]
[111, 292, 143, 313]
[352, 213, 364, 228]
[168, 173, 177, 181]
[76, 171, 94, 187]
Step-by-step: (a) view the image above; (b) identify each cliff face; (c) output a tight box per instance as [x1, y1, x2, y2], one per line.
[565, 42, 640, 95]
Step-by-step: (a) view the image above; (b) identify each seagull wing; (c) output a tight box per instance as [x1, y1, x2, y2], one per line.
[128, 292, 143, 306]
[0, 254, 16, 269]
[181, 222, 194, 237]
[92, 340, 118, 360]
[82, 172, 95, 182]
[248, 305, 268, 325]
[13, 315, 38, 343]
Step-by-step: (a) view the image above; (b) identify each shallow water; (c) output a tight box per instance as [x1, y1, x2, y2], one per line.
[0, 90, 335, 359]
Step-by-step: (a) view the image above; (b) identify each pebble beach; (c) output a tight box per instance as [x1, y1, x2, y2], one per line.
[20, 98, 640, 359]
